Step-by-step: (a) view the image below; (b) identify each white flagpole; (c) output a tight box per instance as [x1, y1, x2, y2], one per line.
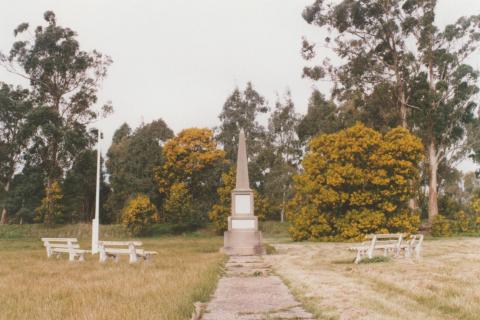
[92, 130, 101, 254]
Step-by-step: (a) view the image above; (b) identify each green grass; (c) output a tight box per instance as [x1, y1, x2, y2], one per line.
[260, 221, 291, 242]
[358, 256, 391, 264]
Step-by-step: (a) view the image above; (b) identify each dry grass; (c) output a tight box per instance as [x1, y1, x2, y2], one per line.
[266, 237, 480, 320]
[0, 225, 225, 320]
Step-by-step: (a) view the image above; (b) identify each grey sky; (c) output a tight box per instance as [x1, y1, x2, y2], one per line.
[1, 0, 479, 170]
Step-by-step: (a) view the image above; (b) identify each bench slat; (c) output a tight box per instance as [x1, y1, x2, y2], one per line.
[366, 234, 403, 239]
[104, 249, 145, 254]
[99, 241, 143, 246]
[52, 248, 90, 253]
[45, 243, 80, 248]
[41, 238, 78, 242]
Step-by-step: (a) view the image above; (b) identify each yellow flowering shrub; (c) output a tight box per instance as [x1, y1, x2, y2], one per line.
[155, 128, 226, 225]
[431, 214, 451, 237]
[121, 194, 160, 235]
[155, 128, 225, 194]
[287, 123, 423, 241]
[35, 181, 64, 225]
[454, 210, 470, 233]
[471, 197, 480, 230]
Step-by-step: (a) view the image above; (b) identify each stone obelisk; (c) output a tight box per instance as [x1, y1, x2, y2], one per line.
[223, 129, 265, 255]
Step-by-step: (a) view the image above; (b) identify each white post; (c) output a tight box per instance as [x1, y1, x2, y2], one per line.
[92, 130, 102, 254]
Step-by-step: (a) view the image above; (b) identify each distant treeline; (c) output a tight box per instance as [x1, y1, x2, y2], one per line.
[1, 4, 480, 239]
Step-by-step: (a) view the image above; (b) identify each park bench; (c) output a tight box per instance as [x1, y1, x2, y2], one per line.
[400, 234, 424, 259]
[41, 238, 90, 262]
[98, 241, 157, 263]
[349, 234, 404, 264]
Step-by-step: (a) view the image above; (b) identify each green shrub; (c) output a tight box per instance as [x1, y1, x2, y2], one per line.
[121, 194, 160, 235]
[164, 182, 200, 226]
[431, 214, 451, 237]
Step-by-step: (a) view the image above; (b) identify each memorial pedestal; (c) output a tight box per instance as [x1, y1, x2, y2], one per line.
[222, 129, 265, 256]
[223, 215, 265, 255]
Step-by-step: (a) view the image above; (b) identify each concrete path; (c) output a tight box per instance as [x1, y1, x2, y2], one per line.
[200, 255, 315, 320]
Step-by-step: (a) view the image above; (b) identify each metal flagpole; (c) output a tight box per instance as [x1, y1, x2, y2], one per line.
[92, 130, 102, 254]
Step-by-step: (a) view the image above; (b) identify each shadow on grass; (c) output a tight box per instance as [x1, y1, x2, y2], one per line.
[331, 258, 354, 265]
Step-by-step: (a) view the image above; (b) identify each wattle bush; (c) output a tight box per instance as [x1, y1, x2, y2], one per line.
[431, 214, 451, 237]
[287, 123, 423, 241]
[121, 194, 159, 235]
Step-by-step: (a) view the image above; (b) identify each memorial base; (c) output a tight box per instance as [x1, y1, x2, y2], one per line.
[222, 229, 265, 255]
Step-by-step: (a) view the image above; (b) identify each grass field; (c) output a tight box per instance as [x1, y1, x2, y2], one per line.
[0, 224, 225, 320]
[3, 222, 480, 320]
[266, 237, 480, 320]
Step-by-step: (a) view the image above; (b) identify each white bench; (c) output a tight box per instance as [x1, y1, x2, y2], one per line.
[400, 234, 424, 259]
[41, 238, 90, 262]
[98, 241, 157, 263]
[349, 234, 404, 264]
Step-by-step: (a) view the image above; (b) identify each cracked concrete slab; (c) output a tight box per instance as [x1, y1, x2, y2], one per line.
[201, 256, 315, 320]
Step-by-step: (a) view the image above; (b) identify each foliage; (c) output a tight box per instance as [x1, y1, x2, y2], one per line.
[208, 166, 267, 235]
[287, 123, 423, 241]
[5, 11, 112, 200]
[297, 90, 343, 142]
[208, 168, 235, 234]
[301, 0, 421, 127]
[453, 210, 470, 233]
[0, 83, 33, 223]
[164, 182, 197, 226]
[106, 120, 173, 218]
[156, 128, 226, 226]
[34, 182, 64, 225]
[62, 149, 111, 223]
[471, 196, 480, 230]
[431, 214, 452, 237]
[472, 197, 480, 215]
[215, 83, 271, 191]
[264, 93, 302, 221]
[121, 194, 159, 235]
[5, 165, 46, 224]
[216, 82, 268, 161]
[302, 0, 480, 223]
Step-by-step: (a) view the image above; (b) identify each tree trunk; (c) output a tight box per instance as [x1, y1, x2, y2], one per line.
[399, 92, 408, 129]
[1, 181, 10, 224]
[427, 141, 439, 224]
[280, 190, 287, 223]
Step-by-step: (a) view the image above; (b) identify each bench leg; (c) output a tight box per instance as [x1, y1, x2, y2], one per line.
[114, 255, 119, 263]
[129, 254, 138, 264]
[354, 250, 363, 264]
[415, 247, 421, 260]
[405, 247, 412, 258]
[79, 253, 85, 262]
[99, 251, 107, 263]
[354, 253, 360, 264]
[69, 253, 75, 262]
[367, 248, 373, 259]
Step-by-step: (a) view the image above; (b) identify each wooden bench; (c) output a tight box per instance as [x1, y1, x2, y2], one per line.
[98, 241, 157, 263]
[41, 238, 90, 262]
[400, 234, 424, 259]
[349, 234, 404, 264]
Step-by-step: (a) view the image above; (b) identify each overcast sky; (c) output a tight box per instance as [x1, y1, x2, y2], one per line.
[1, 0, 479, 170]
